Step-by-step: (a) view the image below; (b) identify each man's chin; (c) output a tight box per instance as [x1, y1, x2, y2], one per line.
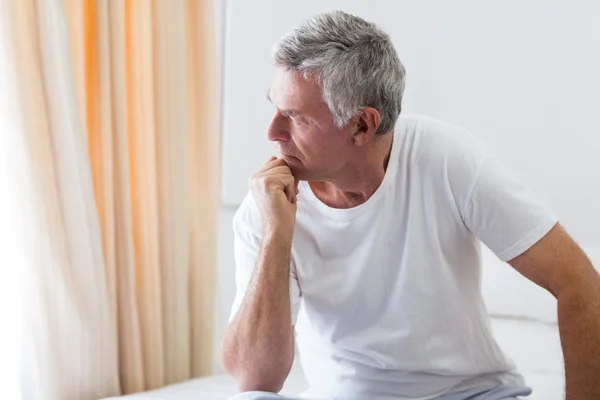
[280, 153, 298, 162]
[280, 157, 311, 181]
[280, 154, 302, 169]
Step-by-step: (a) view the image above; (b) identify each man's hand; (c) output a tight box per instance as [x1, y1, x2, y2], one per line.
[250, 157, 299, 238]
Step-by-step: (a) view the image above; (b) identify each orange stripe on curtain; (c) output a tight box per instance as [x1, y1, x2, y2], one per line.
[125, 0, 166, 390]
[81, 0, 146, 394]
[82, 0, 118, 329]
[106, 0, 146, 394]
[82, 0, 99, 195]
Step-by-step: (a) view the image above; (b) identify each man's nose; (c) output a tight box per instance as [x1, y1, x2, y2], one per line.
[267, 112, 290, 142]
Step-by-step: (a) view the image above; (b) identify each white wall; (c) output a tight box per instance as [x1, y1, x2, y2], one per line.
[213, 0, 600, 372]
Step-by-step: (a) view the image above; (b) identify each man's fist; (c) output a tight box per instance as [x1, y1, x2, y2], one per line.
[250, 157, 299, 238]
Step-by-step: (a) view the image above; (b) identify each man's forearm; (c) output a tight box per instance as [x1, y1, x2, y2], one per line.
[221, 232, 295, 392]
[557, 269, 600, 399]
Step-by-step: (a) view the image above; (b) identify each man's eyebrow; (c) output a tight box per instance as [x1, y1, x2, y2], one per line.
[265, 91, 301, 116]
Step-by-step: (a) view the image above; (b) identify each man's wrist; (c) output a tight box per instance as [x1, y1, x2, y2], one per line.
[262, 225, 294, 247]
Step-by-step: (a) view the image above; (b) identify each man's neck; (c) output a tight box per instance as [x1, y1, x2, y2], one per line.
[309, 134, 393, 209]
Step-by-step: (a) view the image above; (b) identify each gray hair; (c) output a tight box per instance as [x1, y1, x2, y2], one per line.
[272, 10, 406, 135]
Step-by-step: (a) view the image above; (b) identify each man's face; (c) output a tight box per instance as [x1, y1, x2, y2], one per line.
[267, 68, 354, 181]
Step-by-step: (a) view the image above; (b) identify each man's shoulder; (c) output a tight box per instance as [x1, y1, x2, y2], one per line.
[398, 114, 486, 171]
[400, 114, 484, 153]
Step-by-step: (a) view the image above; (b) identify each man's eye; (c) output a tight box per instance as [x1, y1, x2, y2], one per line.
[293, 118, 307, 126]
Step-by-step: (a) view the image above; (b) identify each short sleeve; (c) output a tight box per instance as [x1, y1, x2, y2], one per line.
[228, 192, 302, 325]
[464, 152, 558, 262]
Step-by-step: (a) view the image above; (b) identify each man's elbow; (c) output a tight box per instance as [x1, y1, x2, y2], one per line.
[219, 341, 239, 380]
[226, 361, 286, 394]
[220, 347, 286, 393]
[236, 375, 285, 394]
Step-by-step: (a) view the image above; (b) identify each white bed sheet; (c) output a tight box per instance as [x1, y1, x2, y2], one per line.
[103, 362, 307, 400]
[490, 318, 564, 399]
[104, 318, 565, 400]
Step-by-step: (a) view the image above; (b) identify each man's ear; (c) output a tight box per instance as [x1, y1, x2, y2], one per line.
[351, 107, 381, 146]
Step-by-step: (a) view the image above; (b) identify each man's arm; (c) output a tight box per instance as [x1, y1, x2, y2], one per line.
[220, 157, 299, 393]
[220, 231, 295, 392]
[508, 223, 600, 399]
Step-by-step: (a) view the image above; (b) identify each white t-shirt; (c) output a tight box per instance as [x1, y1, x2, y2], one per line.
[229, 114, 557, 400]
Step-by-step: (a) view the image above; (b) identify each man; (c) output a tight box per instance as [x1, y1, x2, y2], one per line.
[220, 10, 600, 400]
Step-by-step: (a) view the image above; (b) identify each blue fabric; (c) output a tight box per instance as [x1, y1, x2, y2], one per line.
[228, 384, 532, 400]
[437, 384, 532, 399]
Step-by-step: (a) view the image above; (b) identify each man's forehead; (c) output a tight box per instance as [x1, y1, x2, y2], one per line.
[268, 69, 324, 111]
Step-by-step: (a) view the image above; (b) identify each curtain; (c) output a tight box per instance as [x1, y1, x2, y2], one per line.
[0, 3, 25, 399]
[1, 0, 219, 398]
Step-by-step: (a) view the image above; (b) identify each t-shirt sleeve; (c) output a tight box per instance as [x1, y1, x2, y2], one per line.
[228, 192, 302, 325]
[462, 150, 558, 262]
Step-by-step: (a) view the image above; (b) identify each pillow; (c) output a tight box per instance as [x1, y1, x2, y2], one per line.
[480, 244, 600, 324]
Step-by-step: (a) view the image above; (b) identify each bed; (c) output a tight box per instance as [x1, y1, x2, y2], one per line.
[102, 318, 563, 400]
[104, 245, 600, 400]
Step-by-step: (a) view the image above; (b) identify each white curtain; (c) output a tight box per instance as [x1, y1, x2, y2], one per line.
[0, 0, 219, 398]
[1, 0, 120, 398]
[0, 3, 23, 398]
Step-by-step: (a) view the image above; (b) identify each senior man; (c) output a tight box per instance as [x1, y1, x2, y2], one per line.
[221, 10, 600, 400]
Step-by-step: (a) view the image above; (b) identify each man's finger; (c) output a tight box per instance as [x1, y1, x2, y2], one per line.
[284, 184, 295, 204]
[256, 157, 285, 174]
[261, 165, 292, 177]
